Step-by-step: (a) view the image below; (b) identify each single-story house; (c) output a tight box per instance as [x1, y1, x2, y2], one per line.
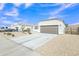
[10, 23, 32, 32]
[38, 19, 66, 34]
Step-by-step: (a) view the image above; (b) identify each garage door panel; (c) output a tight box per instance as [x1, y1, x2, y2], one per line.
[40, 25, 58, 34]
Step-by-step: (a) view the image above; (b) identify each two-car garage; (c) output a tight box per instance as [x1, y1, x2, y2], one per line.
[40, 25, 58, 34]
[38, 19, 66, 34]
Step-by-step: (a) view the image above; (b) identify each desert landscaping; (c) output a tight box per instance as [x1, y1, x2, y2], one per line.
[0, 31, 79, 56]
[0, 18, 79, 56]
[0, 19, 79, 56]
[36, 34, 79, 56]
[0, 3, 79, 57]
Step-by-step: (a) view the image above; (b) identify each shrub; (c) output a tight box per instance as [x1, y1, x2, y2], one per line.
[6, 32, 12, 35]
[12, 34, 15, 37]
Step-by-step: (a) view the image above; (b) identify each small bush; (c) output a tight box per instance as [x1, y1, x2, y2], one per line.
[12, 34, 15, 37]
[6, 33, 12, 35]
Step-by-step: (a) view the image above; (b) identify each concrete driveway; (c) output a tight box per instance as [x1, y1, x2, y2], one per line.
[0, 33, 41, 56]
[11, 33, 57, 50]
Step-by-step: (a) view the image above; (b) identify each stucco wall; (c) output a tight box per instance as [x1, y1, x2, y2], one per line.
[38, 20, 65, 34]
[58, 25, 65, 34]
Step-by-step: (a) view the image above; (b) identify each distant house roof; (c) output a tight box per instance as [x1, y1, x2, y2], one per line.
[10, 22, 32, 27]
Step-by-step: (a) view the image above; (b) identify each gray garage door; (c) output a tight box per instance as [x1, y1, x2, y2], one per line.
[40, 25, 58, 34]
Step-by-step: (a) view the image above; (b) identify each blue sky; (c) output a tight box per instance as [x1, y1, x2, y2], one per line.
[0, 3, 79, 26]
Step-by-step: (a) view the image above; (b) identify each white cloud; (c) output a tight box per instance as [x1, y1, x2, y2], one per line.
[5, 8, 19, 16]
[48, 14, 68, 19]
[3, 20, 13, 24]
[24, 3, 33, 8]
[47, 3, 77, 19]
[0, 18, 13, 25]
[39, 3, 77, 18]
[50, 3, 77, 16]
[13, 3, 22, 7]
[4, 3, 33, 17]
[13, 3, 33, 8]
[0, 3, 4, 10]
[39, 3, 62, 7]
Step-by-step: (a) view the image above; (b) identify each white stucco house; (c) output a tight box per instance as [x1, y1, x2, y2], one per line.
[33, 19, 66, 34]
[10, 23, 32, 32]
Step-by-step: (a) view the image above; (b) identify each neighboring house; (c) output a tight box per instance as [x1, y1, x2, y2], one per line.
[66, 23, 79, 34]
[10, 23, 32, 32]
[38, 19, 66, 34]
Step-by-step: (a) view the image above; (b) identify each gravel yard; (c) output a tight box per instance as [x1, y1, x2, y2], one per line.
[36, 34, 79, 56]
